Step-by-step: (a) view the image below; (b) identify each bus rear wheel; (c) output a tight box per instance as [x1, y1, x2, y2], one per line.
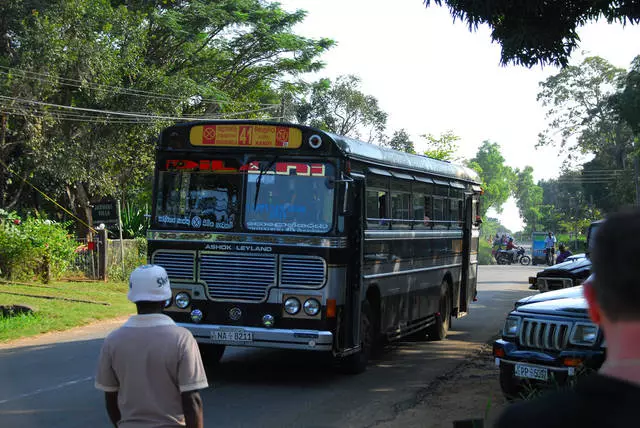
[198, 343, 226, 367]
[427, 282, 451, 341]
[340, 301, 374, 375]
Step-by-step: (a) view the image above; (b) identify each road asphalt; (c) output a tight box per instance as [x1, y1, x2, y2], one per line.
[0, 265, 540, 428]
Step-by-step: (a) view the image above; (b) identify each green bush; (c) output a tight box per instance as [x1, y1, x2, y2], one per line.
[478, 239, 495, 265]
[0, 216, 77, 281]
[108, 237, 148, 281]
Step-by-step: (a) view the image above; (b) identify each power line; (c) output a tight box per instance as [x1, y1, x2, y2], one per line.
[0, 66, 280, 107]
[0, 95, 280, 122]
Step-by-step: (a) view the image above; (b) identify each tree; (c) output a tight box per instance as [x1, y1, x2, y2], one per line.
[384, 129, 415, 153]
[537, 56, 636, 212]
[612, 55, 640, 136]
[423, 0, 640, 67]
[420, 130, 460, 161]
[513, 166, 543, 233]
[0, 0, 334, 237]
[294, 75, 388, 141]
[467, 141, 514, 217]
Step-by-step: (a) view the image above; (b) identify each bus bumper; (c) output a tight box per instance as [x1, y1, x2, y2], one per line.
[178, 323, 334, 352]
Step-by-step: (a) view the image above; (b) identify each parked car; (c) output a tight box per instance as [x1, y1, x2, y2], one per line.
[528, 221, 601, 293]
[493, 284, 605, 400]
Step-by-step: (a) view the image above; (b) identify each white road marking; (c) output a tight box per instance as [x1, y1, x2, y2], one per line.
[0, 376, 94, 405]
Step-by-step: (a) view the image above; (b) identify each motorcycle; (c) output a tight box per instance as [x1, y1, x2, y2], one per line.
[496, 246, 531, 265]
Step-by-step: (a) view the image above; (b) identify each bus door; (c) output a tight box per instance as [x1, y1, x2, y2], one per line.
[342, 173, 365, 352]
[458, 192, 475, 316]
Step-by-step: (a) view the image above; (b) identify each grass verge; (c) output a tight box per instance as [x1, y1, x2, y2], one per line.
[0, 280, 134, 343]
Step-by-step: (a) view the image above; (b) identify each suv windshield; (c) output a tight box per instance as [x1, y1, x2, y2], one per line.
[245, 161, 335, 233]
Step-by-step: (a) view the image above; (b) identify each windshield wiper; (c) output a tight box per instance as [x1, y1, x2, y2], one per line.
[253, 157, 279, 209]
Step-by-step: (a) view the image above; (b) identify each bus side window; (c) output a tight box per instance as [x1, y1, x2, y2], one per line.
[366, 189, 389, 229]
[390, 179, 411, 229]
[433, 197, 446, 229]
[424, 195, 433, 228]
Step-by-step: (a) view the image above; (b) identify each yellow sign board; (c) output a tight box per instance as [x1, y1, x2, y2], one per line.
[190, 125, 303, 149]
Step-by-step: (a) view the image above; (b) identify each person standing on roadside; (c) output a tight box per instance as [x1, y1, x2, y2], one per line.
[95, 265, 208, 428]
[494, 207, 640, 428]
[544, 231, 556, 265]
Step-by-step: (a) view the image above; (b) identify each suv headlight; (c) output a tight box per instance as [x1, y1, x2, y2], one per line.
[503, 316, 520, 337]
[570, 322, 599, 346]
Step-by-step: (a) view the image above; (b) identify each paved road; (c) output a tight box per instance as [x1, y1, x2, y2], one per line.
[0, 266, 540, 428]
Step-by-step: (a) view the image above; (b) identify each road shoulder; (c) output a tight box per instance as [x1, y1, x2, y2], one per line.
[0, 315, 129, 350]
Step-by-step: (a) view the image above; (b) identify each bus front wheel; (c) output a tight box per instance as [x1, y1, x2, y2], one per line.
[427, 282, 451, 341]
[340, 301, 374, 375]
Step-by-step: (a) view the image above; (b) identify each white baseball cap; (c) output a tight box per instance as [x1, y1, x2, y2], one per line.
[127, 265, 172, 303]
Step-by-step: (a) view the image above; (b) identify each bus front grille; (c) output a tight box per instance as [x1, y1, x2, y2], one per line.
[200, 253, 276, 302]
[152, 251, 196, 280]
[280, 255, 326, 287]
[519, 319, 572, 351]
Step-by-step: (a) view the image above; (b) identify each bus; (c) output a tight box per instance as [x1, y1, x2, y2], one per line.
[148, 120, 483, 373]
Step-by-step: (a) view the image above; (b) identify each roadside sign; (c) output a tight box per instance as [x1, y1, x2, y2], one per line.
[92, 199, 118, 225]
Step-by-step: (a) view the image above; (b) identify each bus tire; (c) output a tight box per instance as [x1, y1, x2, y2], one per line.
[340, 301, 373, 375]
[427, 281, 451, 341]
[198, 343, 226, 366]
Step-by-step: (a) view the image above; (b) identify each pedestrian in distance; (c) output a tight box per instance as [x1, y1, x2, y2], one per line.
[544, 231, 556, 265]
[95, 264, 208, 428]
[494, 207, 640, 428]
[556, 244, 573, 264]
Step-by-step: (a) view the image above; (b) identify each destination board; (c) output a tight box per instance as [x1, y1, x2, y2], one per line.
[190, 125, 303, 148]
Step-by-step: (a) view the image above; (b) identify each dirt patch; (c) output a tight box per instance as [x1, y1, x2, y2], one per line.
[378, 346, 508, 428]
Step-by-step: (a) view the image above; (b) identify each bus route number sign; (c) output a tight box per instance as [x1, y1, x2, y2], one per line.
[189, 124, 302, 149]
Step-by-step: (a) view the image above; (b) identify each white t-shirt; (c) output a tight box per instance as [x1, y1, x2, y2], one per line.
[95, 313, 208, 427]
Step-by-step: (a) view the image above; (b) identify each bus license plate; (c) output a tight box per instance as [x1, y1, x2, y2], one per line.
[211, 329, 253, 343]
[514, 363, 548, 381]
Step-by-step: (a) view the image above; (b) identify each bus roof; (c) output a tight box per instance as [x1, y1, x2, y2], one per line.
[161, 120, 480, 184]
[326, 132, 481, 184]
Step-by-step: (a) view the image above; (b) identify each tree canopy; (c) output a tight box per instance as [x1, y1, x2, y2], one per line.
[467, 141, 514, 218]
[293, 75, 387, 141]
[424, 0, 640, 67]
[0, 0, 334, 236]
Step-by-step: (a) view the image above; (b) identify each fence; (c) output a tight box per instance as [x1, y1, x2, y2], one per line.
[69, 232, 147, 281]
[71, 236, 103, 280]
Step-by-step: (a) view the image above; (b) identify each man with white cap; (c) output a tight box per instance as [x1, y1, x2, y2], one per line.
[95, 265, 208, 428]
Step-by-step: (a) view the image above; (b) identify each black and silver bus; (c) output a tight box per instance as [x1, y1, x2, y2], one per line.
[149, 120, 483, 373]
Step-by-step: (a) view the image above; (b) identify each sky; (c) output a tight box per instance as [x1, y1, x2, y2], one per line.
[278, 0, 640, 232]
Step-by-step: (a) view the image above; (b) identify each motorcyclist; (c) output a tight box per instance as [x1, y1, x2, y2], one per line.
[506, 237, 518, 264]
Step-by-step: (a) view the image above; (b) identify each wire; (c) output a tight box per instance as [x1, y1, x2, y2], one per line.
[0, 66, 281, 107]
[0, 157, 97, 233]
[0, 95, 279, 122]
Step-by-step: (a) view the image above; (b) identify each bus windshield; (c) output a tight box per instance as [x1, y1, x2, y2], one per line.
[154, 167, 242, 230]
[245, 161, 335, 233]
[153, 159, 335, 233]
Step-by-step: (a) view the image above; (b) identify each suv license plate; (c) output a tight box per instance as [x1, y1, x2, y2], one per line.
[514, 363, 548, 381]
[211, 329, 253, 343]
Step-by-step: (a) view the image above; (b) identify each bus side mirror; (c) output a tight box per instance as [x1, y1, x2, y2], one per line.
[340, 180, 352, 215]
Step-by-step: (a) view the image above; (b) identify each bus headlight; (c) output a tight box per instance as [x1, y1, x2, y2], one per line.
[175, 292, 191, 309]
[284, 297, 301, 315]
[303, 298, 321, 316]
[164, 298, 172, 308]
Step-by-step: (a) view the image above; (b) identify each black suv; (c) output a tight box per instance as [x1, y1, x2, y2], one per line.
[528, 221, 601, 293]
[494, 220, 604, 399]
[493, 285, 605, 399]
